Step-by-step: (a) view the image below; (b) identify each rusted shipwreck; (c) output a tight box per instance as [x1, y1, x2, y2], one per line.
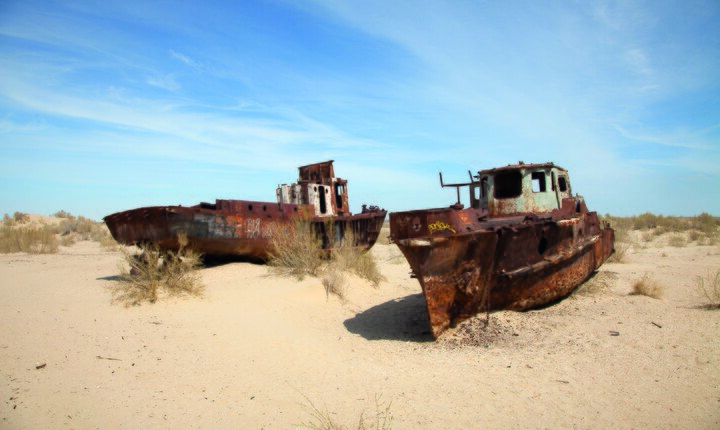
[104, 161, 386, 260]
[389, 162, 614, 338]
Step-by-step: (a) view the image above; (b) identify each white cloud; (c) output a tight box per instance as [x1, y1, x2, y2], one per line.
[145, 74, 180, 91]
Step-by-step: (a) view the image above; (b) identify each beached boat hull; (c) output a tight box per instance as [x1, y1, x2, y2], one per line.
[104, 161, 386, 260]
[390, 162, 614, 338]
[105, 200, 386, 260]
[391, 208, 614, 337]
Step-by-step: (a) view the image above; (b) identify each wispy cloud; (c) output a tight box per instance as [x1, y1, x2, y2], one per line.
[145, 74, 180, 91]
[169, 49, 197, 68]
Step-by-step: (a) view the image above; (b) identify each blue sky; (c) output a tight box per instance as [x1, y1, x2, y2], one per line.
[1, 0, 718, 220]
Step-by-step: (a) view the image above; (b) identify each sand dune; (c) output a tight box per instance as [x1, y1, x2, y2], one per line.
[1, 238, 719, 428]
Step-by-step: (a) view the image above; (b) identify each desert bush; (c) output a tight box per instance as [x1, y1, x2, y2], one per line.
[640, 230, 655, 243]
[60, 234, 77, 247]
[632, 213, 659, 230]
[688, 230, 702, 243]
[2, 213, 14, 227]
[268, 215, 324, 279]
[608, 242, 629, 263]
[322, 267, 347, 302]
[58, 216, 102, 240]
[331, 229, 384, 287]
[629, 274, 664, 299]
[97, 228, 119, 249]
[112, 235, 204, 306]
[300, 394, 393, 430]
[269, 217, 385, 287]
[668, 233, 687, 248]
[696, 269, 720, 309]
[691, 213, 720, 233]
[0, 224, 59, 254]
[605, 213, 719, 236]
[53, 210, 75, 219]
[13, 212, 30, 223]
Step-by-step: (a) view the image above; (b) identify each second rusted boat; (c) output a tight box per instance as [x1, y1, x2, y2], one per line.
[104, 161, 386, 260]
[389, 162, 614, 338]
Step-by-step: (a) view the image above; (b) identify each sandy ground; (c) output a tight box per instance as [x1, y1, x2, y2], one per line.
[1, 235, 719, 429]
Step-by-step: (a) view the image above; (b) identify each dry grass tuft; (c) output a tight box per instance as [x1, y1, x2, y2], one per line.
[668, 233, 687, 248]
[696, 269, 720, 309]
[112, 235, 204, 306]
[331, 231, 385, 287]
[0, 211, 118, 253]
[300, 393, 393, 430]
[608, 242, 629, 263]
[0, 224, 60, 254]
[269, 216, 385, 287]
[322, 268, 347, 302]
[13, 212, 30, 223]
[629, 274, 664, 299]
[268, 215, 324, 279]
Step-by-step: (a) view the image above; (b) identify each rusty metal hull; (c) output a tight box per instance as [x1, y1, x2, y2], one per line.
[104, 199, 386, 260]
[390, 207, 614, 338]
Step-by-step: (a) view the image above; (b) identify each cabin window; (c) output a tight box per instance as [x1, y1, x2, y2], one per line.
[493, 170, 523, 199]
[551, 171, 556, 191]
[318, 185, 327, 214]
[558, 176, 568, 192]
[531, 171, 546, 193]
[335, 184, 345, 209]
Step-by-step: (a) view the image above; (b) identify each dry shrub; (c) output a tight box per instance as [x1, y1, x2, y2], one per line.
[688, 230, 702, 243]
[322, 267, 347, 302]
[300, 393, 393, 430]
[60, 234, 77, 247]
[331, 228, 384, 287]
[98, 228, 119, 250]
[630, 274, 664, 299]
[0, 224, 59, 254]
[668, 233, 686, 248]
[2, 213, 14, 227]
[608, 242, 629, 263]
[53, 210, 74, 219]
[59, 216, 103, 240]
[13, 212, 30, 223]
[640, 230, 655, 243]
[691, 213, 720, 233]
[651, 227, 666, 238]
[696, 269, 720, 309]
[112, 235, 204, 306]
[269, 216, 384, 286]
[268, 214, 324, 279]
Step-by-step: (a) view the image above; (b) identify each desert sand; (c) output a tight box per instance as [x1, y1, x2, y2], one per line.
[1, 235, 719, 429]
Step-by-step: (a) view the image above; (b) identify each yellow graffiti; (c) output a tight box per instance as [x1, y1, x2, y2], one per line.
[428, 221, 456, 234]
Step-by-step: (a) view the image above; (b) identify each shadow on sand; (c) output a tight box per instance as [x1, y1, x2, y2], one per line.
[344, 293, 435, 342]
